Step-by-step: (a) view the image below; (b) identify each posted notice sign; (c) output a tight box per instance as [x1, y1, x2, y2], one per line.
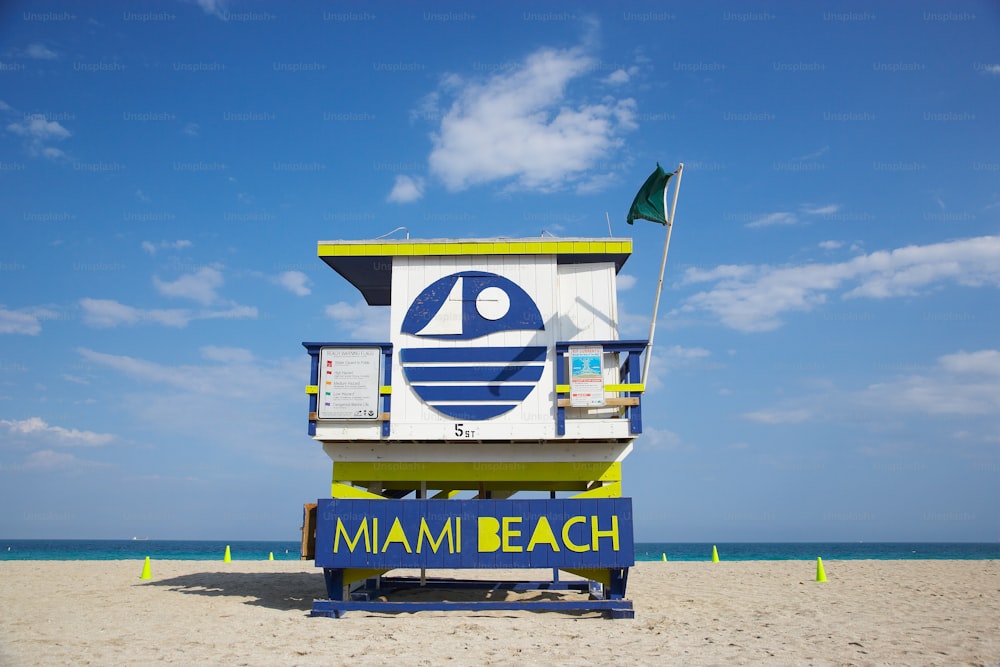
[317, 347, 381, 420]
[568, 345, 605, 407]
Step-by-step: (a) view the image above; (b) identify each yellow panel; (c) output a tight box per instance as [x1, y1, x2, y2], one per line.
[606, 383, 645, 393]
[557, 242, 574, 253]
[492, 242, 509, 254]
[377, 243, 397, 255]
[342, 568, 390, 587]
[525, 242, 542, 254]
[588, 241, 605, 253]
[621, 240, 633, 253]
[334, 461, 621, 483]
[561, 568, 611, 586]
[428, 243, 448, 254]
[379, 385, 392, 395]
[555, 384, 569, 394]
[305, 385, 318, 395]
[509, 242, 525, 254]
[570, 482, 622, 499]
[412, 244, 431, 255]
[395, 244, 413, 255]
[330, 482, 387, 499]
[573, 241, 589, 253]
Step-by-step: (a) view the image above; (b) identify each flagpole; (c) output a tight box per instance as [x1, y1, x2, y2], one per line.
[641, 162, 684, 388]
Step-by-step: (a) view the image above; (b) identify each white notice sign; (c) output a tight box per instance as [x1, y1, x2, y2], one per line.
[317, 347, 381, 420]
[568, 345, 605, 407]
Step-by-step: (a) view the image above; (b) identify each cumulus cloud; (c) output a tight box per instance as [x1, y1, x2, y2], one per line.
[325, 301, 390, 340]
[141, 239, 192, 254]
[274, 270, 311, 296]
[79, 298, 256, 328]
[617, 274, 637, 291]
[0, 417, 114, 446]
[425, 44, 637, 193]
[25, 43, 58, 60]
[0, 305, 59, 335]
[680, 235, 1000, 332]
[153, 267, 223, 305]
[6, 114, 71, 159]
[387, 175, 425, 203]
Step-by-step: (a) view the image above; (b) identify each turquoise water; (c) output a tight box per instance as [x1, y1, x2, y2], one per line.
[2, 540, 998, 561]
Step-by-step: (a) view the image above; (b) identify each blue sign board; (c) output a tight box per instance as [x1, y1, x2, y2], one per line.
[315, 498, 634, 570]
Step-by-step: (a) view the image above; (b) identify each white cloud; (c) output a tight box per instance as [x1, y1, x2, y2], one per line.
[426, 44, 637, 192]
[6, 114, 70, 159]
[200, 346, 255, 363]
[25, 43, 58, 60]
[153, 267, 223, 305]
[617, 274, 637, 291]
[325, 301, 390, 340]
[192, 0, 228, 18]
[747, 211, 797, 228]
[0, 306, 58, 335]
[680, 235, 1000, 332]
[741, 409, 812, 424]
[141, 239, 192, 255]
[387, 175, 425, 203]
[0, 417, 114, 446]
[604, 68, 632, 85]
[79, 298, 255, 328]
[981, 64, 1000, 75]
[801, 204, 840, 216]
[6, 115, 70, 140]
[274, 270, 311, 296]
[818, 240, 844, 250]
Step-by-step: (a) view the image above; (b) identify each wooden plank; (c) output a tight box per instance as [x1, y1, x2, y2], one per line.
[300, 503, 317, 560]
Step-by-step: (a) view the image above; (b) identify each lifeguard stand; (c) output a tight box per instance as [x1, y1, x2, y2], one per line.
[303, 237, 646, 618]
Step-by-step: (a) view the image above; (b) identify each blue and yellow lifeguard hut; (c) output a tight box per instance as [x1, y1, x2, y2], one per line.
[303, 237, 646, 618]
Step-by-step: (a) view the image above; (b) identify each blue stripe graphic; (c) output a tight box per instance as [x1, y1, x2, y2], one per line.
[400, 346, 546, 363]
[412, 385, 535, 402]
[403, 365, 544, 383]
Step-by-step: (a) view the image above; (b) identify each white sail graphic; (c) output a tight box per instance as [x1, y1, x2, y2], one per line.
[416, 276, 463, 336]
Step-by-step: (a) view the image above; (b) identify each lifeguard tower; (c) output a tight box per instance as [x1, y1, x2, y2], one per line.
[303, 237, 646, 618]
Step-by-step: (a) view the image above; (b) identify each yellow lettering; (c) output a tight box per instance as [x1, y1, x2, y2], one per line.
[526, 516, 560, 552]
[381, 517, 413, 553]
[562, 515, 590, 552]
[591, 515, 620, 551]
[478, 516, 501, 552]
[502, 516, 523, 552]
[456, 516, 461, 552]
[334, 518, 370, 553]
[417, 517, 455, 554]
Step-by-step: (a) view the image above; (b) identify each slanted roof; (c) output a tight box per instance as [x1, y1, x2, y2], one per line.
[318, 237, 633, 305]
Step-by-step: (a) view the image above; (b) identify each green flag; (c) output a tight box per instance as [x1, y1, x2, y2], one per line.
[626, 163, 673, 225]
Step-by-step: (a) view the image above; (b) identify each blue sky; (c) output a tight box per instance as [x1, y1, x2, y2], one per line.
[1, 0, 998, 542]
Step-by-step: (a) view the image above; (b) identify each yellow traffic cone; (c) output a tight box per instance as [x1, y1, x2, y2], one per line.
[816, 557, 827, 582]
[139, 556, 151, 580]
[711, 545, 720, 562]
[268, 552, 274, 561]
[223, 545, 231, 562]
[661, 553, 667, 562]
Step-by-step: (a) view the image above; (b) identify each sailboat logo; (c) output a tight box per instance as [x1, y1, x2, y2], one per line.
[400, 271, 546, 420]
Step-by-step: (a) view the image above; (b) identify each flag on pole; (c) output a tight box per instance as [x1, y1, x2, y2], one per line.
[626, 163, 674, 225]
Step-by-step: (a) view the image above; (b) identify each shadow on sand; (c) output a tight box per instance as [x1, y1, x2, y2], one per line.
[141, 571, 325, 612]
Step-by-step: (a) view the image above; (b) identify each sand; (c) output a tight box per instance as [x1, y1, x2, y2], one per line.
[1, 559, 998, 666]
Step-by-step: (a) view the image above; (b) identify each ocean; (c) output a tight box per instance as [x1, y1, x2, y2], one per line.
[2, 540, 998, 561]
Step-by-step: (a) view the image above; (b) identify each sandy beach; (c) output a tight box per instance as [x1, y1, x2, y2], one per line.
[2, 559, 998, 666]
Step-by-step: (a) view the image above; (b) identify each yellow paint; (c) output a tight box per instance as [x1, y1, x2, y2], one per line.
[378, 385, 392, 395]
[570, 482, 622, 499]
[561, 567, 611, 586]
[305, 385, 318, 394]
[502, 516, 522, 552]
[333, 461, 621, 483]
[525, 516, 560, 552]
[561, 516, 589, 552]
[477, 517, 501, 552]
[341, 568, 389, 587]
[555, 383, 644, 394]
[416, 517, 457, 554]
[592, 515, 620, 551]
[381, 517, 413, 553]
[317, 239, 632, 258]
[330, 482, 386, 499]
